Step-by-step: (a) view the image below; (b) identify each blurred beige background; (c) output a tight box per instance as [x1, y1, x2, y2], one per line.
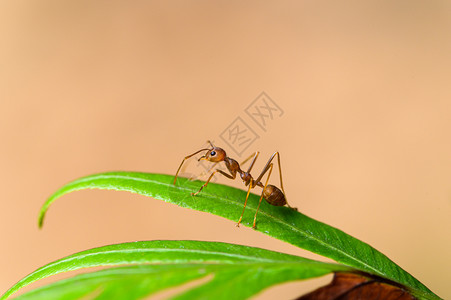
[1, 1, 450, 299]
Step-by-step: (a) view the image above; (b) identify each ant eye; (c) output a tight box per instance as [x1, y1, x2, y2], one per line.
[210, 150, 216, 156]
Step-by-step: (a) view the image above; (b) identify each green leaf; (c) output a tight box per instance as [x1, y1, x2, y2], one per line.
[35, 172, 439, 300]
[2, 241, 351, 300]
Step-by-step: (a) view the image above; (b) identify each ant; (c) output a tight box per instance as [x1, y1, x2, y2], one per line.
[173, 141, 297, 229]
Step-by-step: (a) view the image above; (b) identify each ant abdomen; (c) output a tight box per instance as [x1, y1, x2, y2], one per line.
[262, 185, 286, 206]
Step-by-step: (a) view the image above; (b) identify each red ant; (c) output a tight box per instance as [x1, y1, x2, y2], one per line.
[173, 141, 297, 228]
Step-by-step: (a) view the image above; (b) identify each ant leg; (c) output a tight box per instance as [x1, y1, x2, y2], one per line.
[236, 179, 253, 227]
[255, 152, 279, 186]
[174, 148, 211, 185]
[192, 169, 235, 196]
[194, 161, 220, 181]
[254, 152, 296, 210]
[253, 164, 273, 229]
[240, 152, 260, 173]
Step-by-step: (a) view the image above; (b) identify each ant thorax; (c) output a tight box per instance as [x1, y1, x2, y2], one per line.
[224, 157, 241, 176]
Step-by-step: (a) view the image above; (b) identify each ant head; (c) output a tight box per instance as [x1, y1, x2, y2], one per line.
[199, 147, 226, 163]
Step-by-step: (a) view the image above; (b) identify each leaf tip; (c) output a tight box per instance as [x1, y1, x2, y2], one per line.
[38, 209, 46, 229]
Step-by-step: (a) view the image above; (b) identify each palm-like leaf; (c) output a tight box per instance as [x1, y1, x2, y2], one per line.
[3, 241, 350, 300]
[0, 172, 440, 300]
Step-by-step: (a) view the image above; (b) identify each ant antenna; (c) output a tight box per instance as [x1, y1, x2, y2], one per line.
[173, 147, 210, 185]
